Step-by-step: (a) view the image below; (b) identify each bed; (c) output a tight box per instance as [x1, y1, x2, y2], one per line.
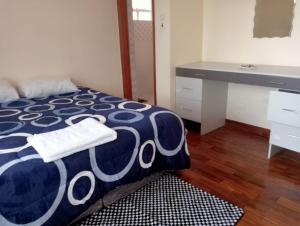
[0, 87, 190, 226]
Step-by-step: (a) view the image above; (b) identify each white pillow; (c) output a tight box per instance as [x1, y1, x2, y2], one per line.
[0, 79, 20, 103]
[18, 78, 79, 99]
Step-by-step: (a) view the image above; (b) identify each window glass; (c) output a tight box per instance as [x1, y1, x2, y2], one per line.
[132, 0, 151, 10]
[138, 12, 152, 21]
[132, 0, 152, 21]
[132, 11, 138, 20]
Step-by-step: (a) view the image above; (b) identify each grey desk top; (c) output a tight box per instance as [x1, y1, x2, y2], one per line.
[176, 61, 300, 90]
[177, 62, 300, 79]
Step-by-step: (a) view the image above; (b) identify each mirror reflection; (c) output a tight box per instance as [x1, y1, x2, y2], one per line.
[253, 0, 296, 38]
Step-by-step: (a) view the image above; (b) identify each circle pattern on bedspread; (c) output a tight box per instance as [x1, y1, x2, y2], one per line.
[49, 98, 74, 105]
[0, 109, 21, 118]
[75, 100, 94, 106]
[53, 107, 86, 116]
[0, 133, 32, 154]
[65, 114, 106, 126]
[1, 99, 36, 109]
[0, 154, 67, 226]
[31, 116, 62, 127]
[68, 171, 95, 206]
[139, 140, 156, 169]
[25, 104, 55, 113]
[0, 121, 25, 135]
[90, 127, 140, 182]
[118, 101, 152, 112]
[91, 103, 115, 111]
[32, 97, 48, 101]
[88, 90, 101, 95]
[74, 94, 96, 101]
[55, 91, 79, 98]
[108, 110, 144, 124]
[100, 96, 124, 103]
[18, 113, 43, 121]
[150, 111, 185, 157]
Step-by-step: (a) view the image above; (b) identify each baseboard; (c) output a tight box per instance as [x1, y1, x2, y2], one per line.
[225, 119, 270, 139]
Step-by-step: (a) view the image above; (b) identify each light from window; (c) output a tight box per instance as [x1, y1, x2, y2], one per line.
[132, 11, 138, 20]
[132, 0, 152, 21]
[132, 0, 151, 10]
[138, 11, 152, 21]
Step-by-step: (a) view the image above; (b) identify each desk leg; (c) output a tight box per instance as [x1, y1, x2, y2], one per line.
[201, 80, 228, 135]
[268, 144, 283, 159]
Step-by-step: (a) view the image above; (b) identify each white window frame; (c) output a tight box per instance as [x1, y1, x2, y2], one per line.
[132, 8, 152, 21]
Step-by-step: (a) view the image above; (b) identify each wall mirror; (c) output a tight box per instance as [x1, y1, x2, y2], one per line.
[253, 0, 296, 38]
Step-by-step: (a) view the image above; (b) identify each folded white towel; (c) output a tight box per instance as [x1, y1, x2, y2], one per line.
[27, 118, 117, 163]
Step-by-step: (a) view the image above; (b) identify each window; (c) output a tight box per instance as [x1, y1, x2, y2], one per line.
[132, 0, 152, 21]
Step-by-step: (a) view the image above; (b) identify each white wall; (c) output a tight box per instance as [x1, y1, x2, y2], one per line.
[155, 0, 203, 109]
[202, 0, 300, 128]
[171, 0, 203, 109]
[155, 0, 172, 109]
[0, 0, 123, 97]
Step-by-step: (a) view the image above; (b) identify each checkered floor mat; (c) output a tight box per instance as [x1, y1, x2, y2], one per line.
[77, 174, 243, 226]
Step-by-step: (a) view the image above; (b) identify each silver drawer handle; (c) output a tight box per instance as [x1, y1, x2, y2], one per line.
[288, 134, 300, 139]
[267, 81, 286, 86]
[282, 108, 298, 113]
[182, 107, 193, 112]
[182, 87, 193, 91]
[194, 73, 207, 77]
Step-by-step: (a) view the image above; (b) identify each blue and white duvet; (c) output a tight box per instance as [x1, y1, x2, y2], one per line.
[0, 87, 190, 226]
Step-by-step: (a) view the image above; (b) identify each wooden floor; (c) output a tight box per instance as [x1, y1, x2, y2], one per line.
[178, 122, 300, 226]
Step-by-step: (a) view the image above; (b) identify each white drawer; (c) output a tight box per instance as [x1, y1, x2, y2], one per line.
[270, 123, 300, 153]
[176, 77, 202, 101]
[268, 91, 300, 127]
[176, 97, 201, 123]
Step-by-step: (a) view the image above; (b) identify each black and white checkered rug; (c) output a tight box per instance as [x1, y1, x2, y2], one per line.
[77, 174, 243, 226]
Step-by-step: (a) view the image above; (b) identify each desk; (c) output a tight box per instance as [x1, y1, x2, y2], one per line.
[176, 62, 300, 135]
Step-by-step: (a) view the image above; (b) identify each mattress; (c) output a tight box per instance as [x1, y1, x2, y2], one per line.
[0, 87, 190, 226]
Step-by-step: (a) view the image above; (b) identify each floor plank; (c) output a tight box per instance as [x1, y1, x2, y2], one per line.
[178, 122, 300, 226]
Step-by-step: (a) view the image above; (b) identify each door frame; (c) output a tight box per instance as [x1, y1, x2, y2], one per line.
[117, 0, 157, 104]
